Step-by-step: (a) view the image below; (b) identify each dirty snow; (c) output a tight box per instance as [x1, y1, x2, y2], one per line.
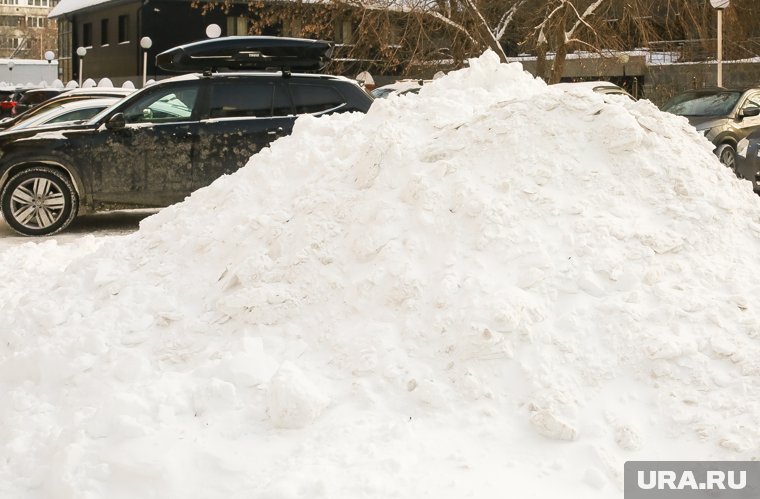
[2, 51, 760, 498]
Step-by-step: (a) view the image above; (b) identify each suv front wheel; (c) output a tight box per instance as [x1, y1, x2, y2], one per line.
[716, 143, 737, 171]
[1, 166, 78, 236]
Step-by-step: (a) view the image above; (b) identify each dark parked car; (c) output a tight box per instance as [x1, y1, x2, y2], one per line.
[372, 80, 428, 98]
[0, 88, 26, 117]
[0, 37, 372, 236]
[12, 88, 65, 115]
[0, 87, 133, 130]
[661, 88, 760, 170]
[552, 81, 635, 99]
[7, 98, 121, 131]
[735, 132, 760, 193]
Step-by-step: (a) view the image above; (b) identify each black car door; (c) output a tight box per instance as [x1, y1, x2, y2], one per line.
[194, 78, 296, 190]
[89, 81, 203, 207]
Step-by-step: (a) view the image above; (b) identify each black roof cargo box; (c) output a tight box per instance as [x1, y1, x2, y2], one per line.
[156, 36, 334, 73]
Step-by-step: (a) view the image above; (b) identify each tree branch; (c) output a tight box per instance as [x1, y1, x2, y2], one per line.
[494, 0, 526, 41]
[425, 11, 480, 47]
[461, 0, 508, 61]
[565, 0, 607, 40]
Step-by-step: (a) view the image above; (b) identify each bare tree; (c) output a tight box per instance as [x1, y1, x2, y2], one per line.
[196, 0, 760, 80]
[527, 0, 608, 83]
[391, 0, 621, 82]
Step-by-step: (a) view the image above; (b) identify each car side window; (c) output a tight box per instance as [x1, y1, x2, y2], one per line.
[288, 83, 345, 114]
[48, 107, 105, 124]
[743, 93, 760, 111]
[209, 80, 292, 119]
[123, 86, 199, 124]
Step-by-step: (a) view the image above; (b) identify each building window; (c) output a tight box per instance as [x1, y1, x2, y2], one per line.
[0, 36, 22, 49]
[26, 16, 46, 28]
[0, 0, 19, 5]
[100, 18, 108, 45]
[282, 18, 301, 37]
[32, 0, 49, 6]
[334, 19, 352, 44]
[58, 18, 73, 81]
[226, 16, 248, 36]
[82, 22, 92, 47]
[0, 15, 21, 26]
[118, 15, 129, 43]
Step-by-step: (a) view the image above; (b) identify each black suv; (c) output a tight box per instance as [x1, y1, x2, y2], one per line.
[0, 37, 372, 236]
[661, 88, 760, 170]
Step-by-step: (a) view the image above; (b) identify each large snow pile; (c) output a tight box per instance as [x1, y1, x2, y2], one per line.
[3, 52, 760, 498]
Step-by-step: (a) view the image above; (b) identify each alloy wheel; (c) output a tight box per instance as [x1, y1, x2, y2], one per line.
[719, 147, 736, 171]
[9, 177, 67, 230]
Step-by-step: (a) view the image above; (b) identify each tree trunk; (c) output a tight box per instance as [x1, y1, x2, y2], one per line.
[549, 41, 567, 83]
[535, 41, 548, 81]
[549, 3, 569, 84]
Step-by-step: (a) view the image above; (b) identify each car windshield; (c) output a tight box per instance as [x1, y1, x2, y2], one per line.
[85, 95, 133, 124]
[9, 101, 113, 130]
[662, 91, 742, 116]
[371, 88, 396, 99]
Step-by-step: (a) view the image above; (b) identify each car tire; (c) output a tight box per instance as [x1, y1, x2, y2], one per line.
[1, 166, 78, 236]
[716, 143, 737, 171]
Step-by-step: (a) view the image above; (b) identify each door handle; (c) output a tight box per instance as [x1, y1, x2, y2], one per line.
[267, 127, 284, 136]
[171, 132, 198, 139]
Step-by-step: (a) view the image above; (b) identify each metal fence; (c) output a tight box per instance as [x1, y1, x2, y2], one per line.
[648, 37, 760, 63]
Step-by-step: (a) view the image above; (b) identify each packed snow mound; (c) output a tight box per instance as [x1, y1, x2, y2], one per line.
[3, 51, 760, 498]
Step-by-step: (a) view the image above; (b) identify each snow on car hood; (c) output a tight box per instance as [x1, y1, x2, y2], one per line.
[2, 51, 760, 499]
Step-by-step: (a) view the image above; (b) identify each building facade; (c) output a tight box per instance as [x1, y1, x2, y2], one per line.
[0, 0, 57, 59]
[50, 0, 256, 85]
[50, 0, 390, 85]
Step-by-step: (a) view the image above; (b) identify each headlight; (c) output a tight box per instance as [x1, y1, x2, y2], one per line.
[738, 138, 749, 158]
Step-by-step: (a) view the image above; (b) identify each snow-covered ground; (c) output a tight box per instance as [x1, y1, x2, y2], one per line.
[0, 209, 155, 247]
[2, 51, 760, 498]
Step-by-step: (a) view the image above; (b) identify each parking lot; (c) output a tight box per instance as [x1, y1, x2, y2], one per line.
[0, 208, 156, 249]
[3, 38, 760, 498]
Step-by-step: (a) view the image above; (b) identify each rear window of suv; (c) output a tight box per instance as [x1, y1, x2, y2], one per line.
[288, 83, 345, 114]
[21, 90, 61, 105]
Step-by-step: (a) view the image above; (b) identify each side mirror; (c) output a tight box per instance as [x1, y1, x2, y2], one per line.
[105, 112, 126, 130]
[741, 107, 760, 118]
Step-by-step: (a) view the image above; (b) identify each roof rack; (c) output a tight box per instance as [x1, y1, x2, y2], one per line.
[156, 36, 334, 73]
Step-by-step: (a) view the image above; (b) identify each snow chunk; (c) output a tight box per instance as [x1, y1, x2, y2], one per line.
[265, 362, 330, 429]
[530, 409, 578, 441]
